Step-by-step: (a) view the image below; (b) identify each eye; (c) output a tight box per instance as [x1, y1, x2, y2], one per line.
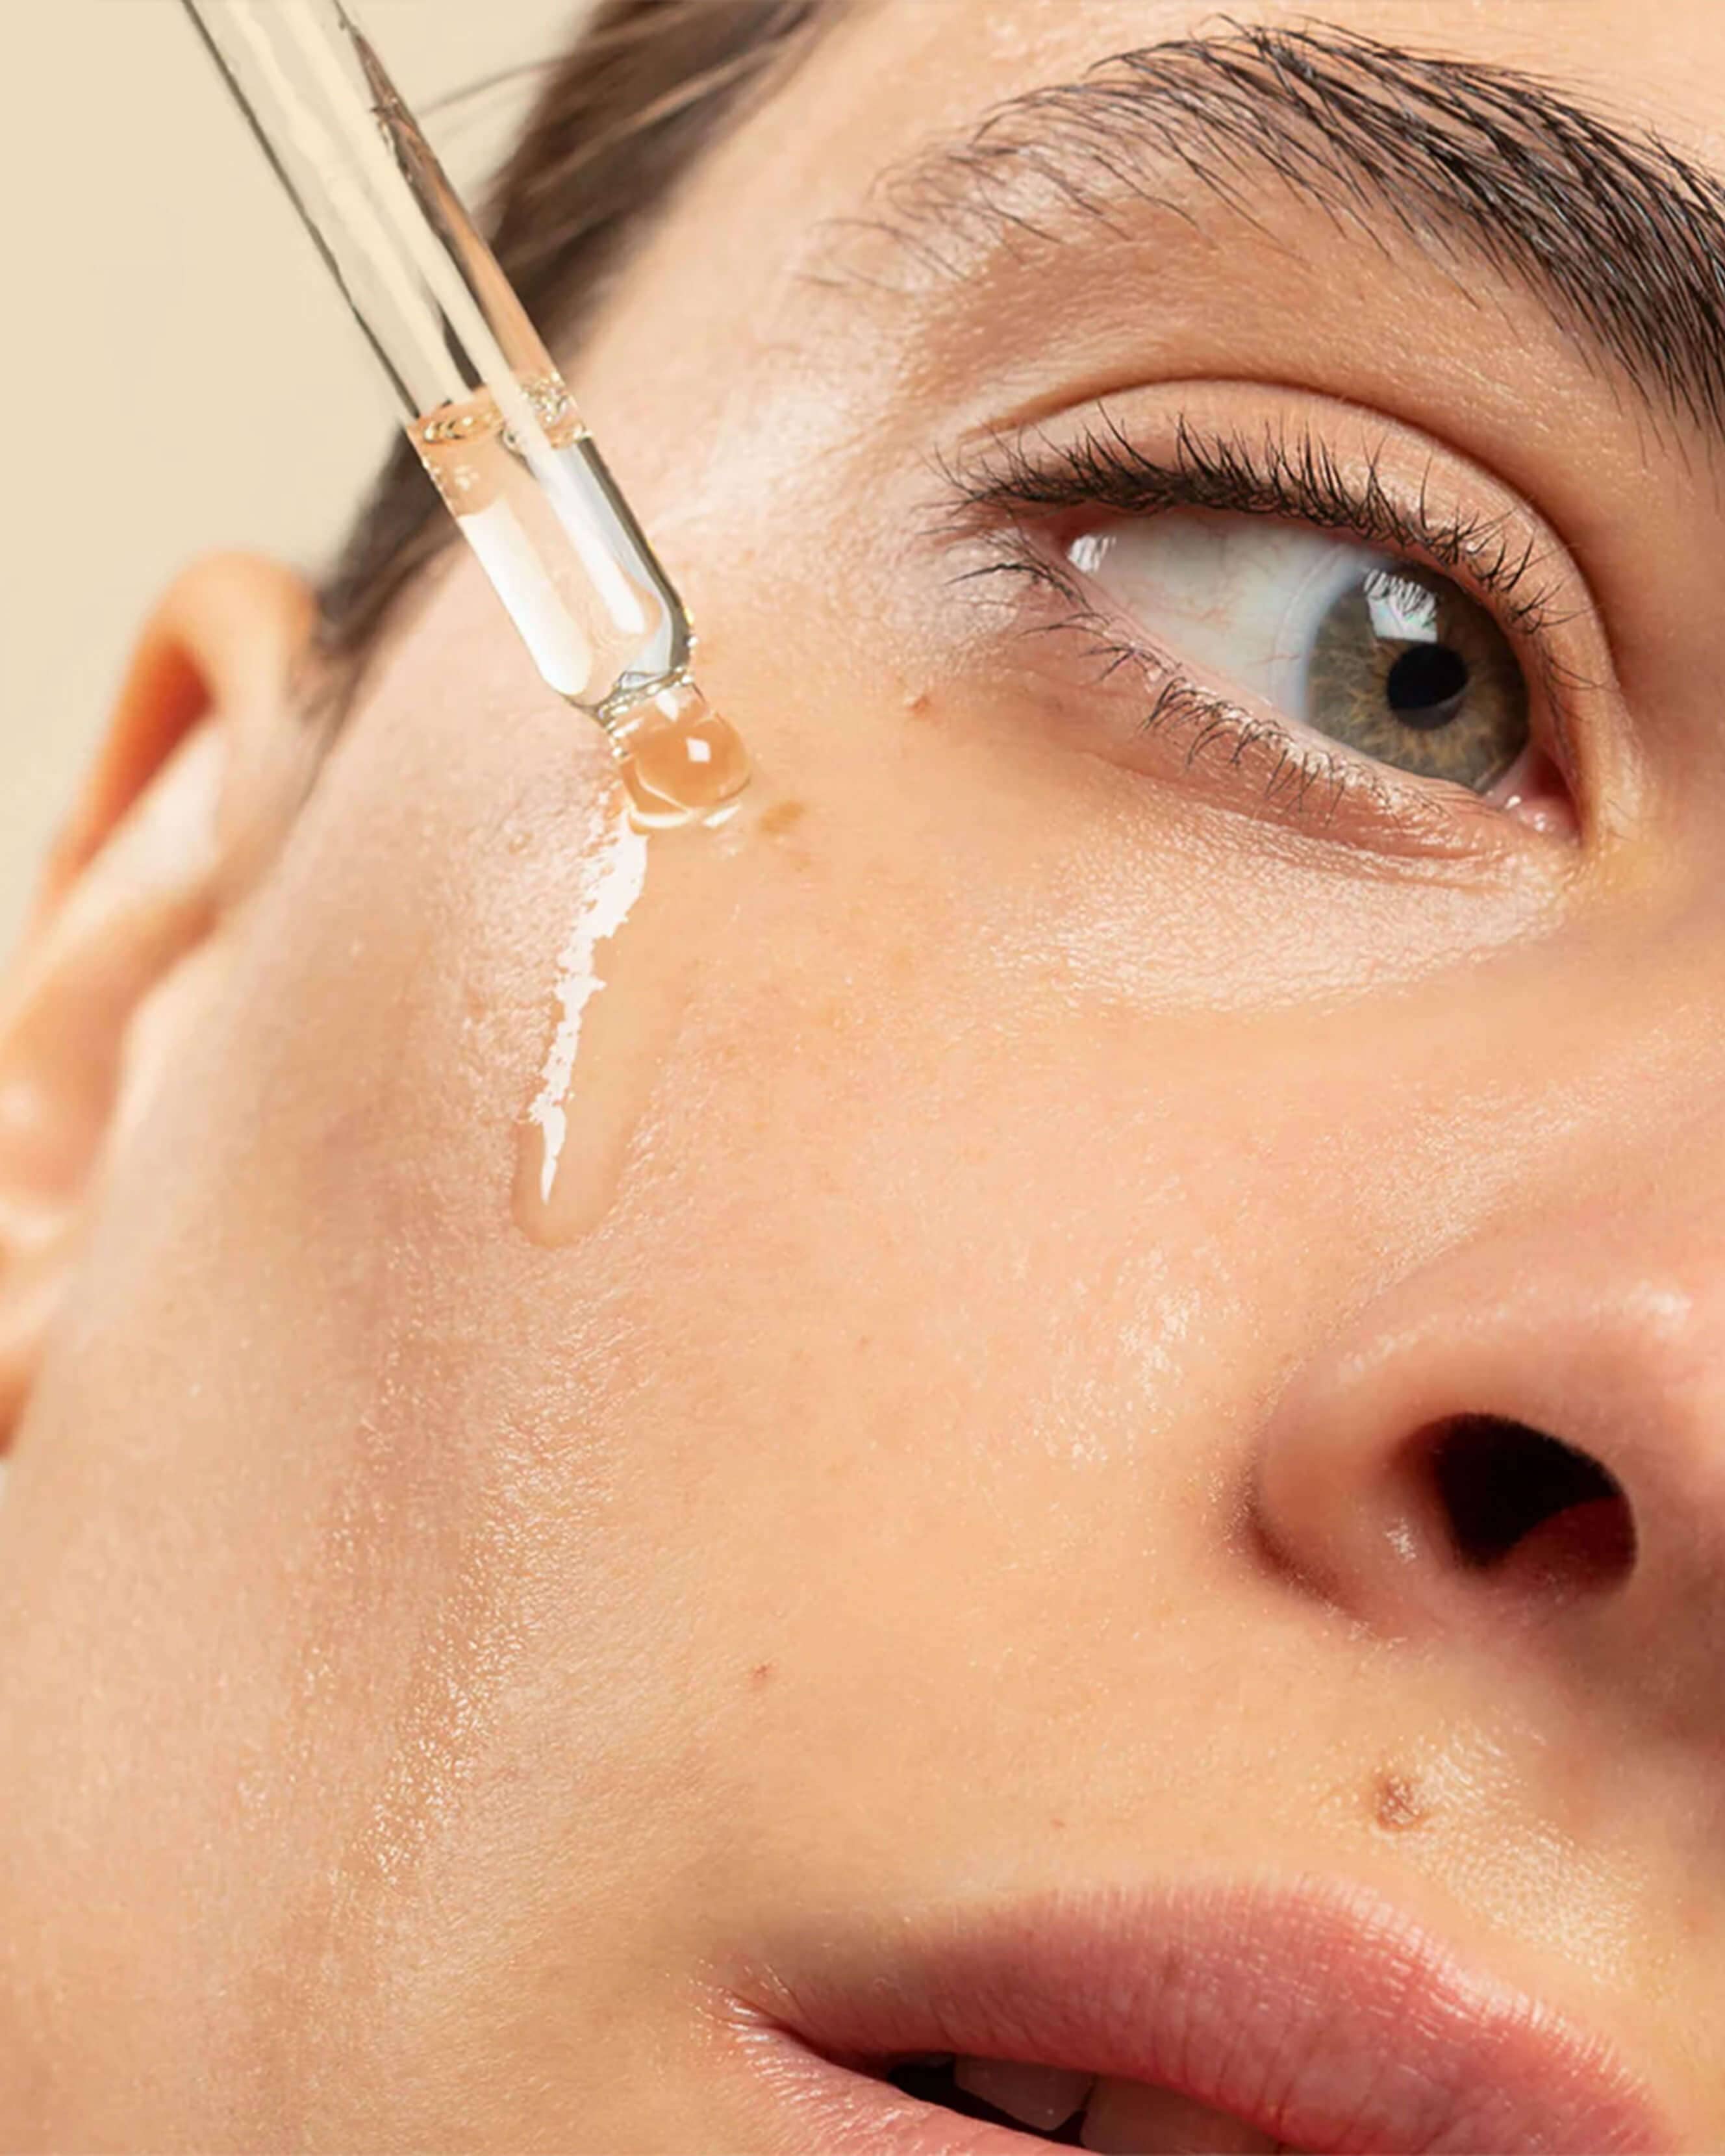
[1067, 512, 1530, 796]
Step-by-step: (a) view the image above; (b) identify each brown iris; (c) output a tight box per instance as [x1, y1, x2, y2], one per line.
[1305, 565, 1528, 790]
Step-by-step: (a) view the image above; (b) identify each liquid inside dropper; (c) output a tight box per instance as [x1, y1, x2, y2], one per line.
[411, 381, 751, 827]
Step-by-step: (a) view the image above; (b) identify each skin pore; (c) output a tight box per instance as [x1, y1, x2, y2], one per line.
[6, 0, 1725, 2144]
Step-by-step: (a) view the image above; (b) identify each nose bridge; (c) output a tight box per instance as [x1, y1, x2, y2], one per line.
[1564, 963, 1725, 1363]
[1510, 884, 1725, 1193]
[1565, 998, 1725, 1258]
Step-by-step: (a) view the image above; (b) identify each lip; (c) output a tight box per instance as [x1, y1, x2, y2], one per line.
[711, 1871, 1681, 2153]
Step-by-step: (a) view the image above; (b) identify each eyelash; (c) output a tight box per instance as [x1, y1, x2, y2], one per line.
[939, 414, 1579, 824]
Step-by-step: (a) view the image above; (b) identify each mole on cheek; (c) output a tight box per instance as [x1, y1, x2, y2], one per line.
[1371, 1768, 1431, 1832]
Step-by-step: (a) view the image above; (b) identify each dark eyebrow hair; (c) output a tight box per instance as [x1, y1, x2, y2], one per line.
[848, 20, 1725, 442]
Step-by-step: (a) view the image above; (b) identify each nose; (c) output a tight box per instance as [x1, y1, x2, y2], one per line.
[1252, 1205, 1725, 1746]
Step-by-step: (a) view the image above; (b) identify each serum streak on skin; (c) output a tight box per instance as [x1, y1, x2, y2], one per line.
[512, 771, 762, 1247]
[514, 783, 650, 1244]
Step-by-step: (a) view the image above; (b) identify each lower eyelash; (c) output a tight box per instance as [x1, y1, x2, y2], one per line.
[953, 536, 1379, 823]
[1142, 671, 1362, 821]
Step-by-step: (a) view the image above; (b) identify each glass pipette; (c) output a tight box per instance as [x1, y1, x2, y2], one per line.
[178, 0, 750, 831]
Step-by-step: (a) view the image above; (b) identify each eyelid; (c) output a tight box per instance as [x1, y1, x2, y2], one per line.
[979, 562, 1515, 863]
[937, 390, 1617, 855]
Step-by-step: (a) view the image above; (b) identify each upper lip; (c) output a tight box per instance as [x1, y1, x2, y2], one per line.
[719, 1870, 1683, 2153]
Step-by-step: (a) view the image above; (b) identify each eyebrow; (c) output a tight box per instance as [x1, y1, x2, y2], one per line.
[845, 21, 1725, 442]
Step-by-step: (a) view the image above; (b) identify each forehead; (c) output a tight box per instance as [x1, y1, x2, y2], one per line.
[742, 0, 1725, 217]
[591, 0, 1722, 507]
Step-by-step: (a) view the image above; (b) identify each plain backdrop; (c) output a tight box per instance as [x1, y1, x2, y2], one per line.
[3, 0, 585, 948]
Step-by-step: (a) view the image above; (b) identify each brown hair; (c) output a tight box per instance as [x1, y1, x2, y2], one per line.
[315, 0, 830, 708]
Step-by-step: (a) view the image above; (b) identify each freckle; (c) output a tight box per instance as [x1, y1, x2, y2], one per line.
[1372, 1770, 1430, 1832]
[750, 1662, 776, 1687]
[760, 798, 807, 838]
[1050, 1816, 1066, 1831]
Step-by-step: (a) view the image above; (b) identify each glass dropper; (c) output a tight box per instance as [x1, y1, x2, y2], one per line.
[178, 0, 750, 831]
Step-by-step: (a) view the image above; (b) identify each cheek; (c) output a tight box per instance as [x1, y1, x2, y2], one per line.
[7, 532, 1577, 1800]
[0, 524, 1609, 2125]
[242, 549, 1574, 1507]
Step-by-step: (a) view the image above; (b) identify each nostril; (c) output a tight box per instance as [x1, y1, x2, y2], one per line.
[1419, 1415, 1637, 1594]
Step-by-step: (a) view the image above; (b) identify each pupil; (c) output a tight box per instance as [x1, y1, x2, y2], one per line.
[1385, 642, 1468, 729]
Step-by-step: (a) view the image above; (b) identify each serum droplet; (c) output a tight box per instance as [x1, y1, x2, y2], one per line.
[611, 679, 751, 830]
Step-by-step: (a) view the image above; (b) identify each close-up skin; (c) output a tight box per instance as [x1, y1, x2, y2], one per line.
[7, 0, 1725, 2148]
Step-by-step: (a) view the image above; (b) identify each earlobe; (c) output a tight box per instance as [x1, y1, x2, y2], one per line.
[0, 552, 320, 1451]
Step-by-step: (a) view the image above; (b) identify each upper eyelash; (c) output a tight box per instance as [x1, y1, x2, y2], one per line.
[939, 410, 1568, 642]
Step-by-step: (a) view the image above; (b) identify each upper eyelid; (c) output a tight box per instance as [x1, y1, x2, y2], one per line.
[942, 414, 1566, 637]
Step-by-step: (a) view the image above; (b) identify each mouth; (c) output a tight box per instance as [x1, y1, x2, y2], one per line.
[877, 2051, 1299, 2149]
[715, 1872, 1681, 2153]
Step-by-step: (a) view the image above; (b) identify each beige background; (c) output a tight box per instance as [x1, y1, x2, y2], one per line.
[2, 0, 584, 948]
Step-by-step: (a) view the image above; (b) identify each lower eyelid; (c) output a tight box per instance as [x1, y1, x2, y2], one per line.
[987, 562, 1558, 862]
[1140, 670, 1361, 810]
[1479, 742, 1578, 839]
[1092, 620, 1385, 811]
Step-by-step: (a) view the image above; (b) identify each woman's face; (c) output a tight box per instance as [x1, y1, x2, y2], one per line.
[6, 0, 1725, 2145]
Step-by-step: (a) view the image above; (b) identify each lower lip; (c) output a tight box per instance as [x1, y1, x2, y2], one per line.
[709, 1875, 1677, 2155]
[722, 2030, 1068, 2155]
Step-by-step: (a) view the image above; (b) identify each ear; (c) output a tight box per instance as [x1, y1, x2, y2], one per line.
[0, 553, 321, 1449]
